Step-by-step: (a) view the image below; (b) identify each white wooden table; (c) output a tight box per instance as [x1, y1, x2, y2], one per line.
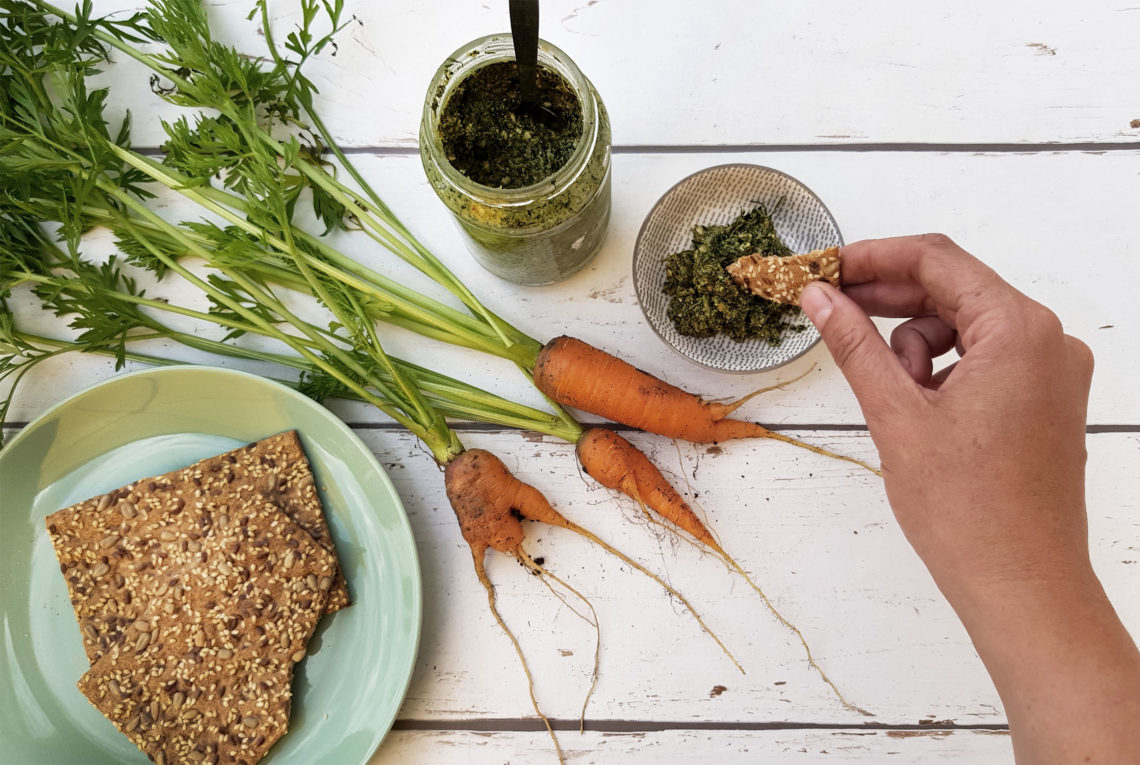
[5, 1, 1140, 762]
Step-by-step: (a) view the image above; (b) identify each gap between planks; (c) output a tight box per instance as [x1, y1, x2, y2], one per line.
[3, 423, 1139, 433]
[335, 422, 1140, 434]
[391, 718, 1010, 734]
[130, 141, 1140, 158]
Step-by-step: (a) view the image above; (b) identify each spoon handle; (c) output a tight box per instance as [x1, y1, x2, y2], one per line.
[509, 0, 539, 107]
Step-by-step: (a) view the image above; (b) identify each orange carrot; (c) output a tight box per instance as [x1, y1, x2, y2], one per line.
[575, 428, 723, 555]
[445, 449, 539, 567]
[572, 428, 872, 716]
[444, 449, 590, 762]
[534, 336, 880, 475]
[446, 448, 742, 673]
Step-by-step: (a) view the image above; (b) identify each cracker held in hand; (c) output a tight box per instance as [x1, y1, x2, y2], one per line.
[726, 245, 841, 306]
[75, 492, 335, 765]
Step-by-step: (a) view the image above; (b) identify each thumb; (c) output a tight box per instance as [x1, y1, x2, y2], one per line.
[800, 282, 914, 416]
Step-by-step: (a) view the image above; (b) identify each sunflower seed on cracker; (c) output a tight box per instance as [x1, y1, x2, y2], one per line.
[74, 492, 336, 765]
[45, 431, 348, 664]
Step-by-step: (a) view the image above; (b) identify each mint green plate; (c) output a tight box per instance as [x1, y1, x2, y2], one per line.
[0, 366, 421, 764]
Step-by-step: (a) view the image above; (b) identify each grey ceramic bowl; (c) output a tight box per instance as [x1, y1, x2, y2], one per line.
[632, 163, 842, 374]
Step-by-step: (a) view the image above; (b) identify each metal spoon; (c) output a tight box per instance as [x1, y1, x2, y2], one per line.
[509, 0, 566, 132]
[509, 0, 539, 109]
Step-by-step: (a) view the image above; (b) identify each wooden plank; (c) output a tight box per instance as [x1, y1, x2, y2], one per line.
[356, 428, 1138, 723]
[3, 423, 1136, 726]
[5, 150, 1139, 425]
[368, 728, 1014, 764]
[7, 3, 1136, 762]
[85, 0, 1140, 147]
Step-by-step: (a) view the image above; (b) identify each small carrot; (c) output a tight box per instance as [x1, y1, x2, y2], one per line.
[576, 428, 723, 555]
[574, 427, 872, 716]
[445, 449, 593, 762]
[533, 336, 880, 475]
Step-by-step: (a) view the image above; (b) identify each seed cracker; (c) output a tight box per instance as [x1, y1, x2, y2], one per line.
[183, 431, 348, 613]
[726, 246, 841, 306]
[47, 431, 348, 664]
[74, 491, 335, 765]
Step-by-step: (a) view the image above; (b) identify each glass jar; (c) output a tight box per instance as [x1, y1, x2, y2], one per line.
[420, 35, 612, 286]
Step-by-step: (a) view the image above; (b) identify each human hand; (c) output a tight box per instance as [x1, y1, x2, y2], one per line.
[800, 234, 1140, 763]
[799, 233, 1094, 604]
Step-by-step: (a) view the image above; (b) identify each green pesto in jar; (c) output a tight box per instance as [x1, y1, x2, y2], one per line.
[437, 61, 583, 189]
[421, 35, 612, 286]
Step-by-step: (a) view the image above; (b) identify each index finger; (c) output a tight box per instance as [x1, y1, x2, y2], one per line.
[839, 233, 1019, 329]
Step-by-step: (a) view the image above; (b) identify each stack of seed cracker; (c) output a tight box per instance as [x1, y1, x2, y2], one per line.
[46, 431, 348, 765]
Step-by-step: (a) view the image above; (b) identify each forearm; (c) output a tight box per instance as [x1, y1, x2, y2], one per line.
[949, 567, 1140, 763]
[804, 236, 1136, 758]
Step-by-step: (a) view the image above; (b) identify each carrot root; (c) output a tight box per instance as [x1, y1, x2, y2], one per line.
[624, 493, 872, 715]
[758, 429, 882, 477]
[720, 556, 873, 717]
[559, 514, 744, 675]
[577, 432, 869, 713]
[709, 363, 817, 419]
[469, 548, 566, 761]
[521, 555, 601, 733]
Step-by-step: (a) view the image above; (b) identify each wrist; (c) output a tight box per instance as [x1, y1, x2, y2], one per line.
[942, 557, 1101, 631]
[945, 566, 1140, 761]
[953, 563, 1103, 638]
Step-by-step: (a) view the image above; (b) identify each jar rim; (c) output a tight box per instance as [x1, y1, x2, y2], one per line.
[420, 34, 600, 204]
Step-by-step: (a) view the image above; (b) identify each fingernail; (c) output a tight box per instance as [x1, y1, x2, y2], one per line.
[800, 282, 833, 327]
